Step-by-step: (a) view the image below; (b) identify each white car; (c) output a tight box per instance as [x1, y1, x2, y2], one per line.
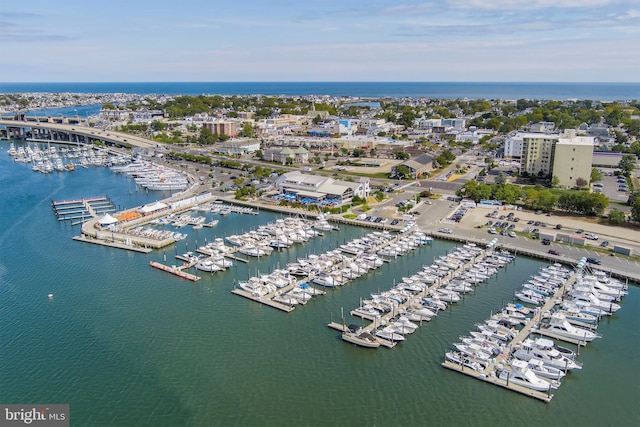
[584, 233, 599, 240]
[439, 228, 453, 234]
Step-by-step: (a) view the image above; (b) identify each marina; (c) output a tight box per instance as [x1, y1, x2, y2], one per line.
[442, 260, 627, 402]
[332, 239, 515, 348]
[2, 139, 640, 426]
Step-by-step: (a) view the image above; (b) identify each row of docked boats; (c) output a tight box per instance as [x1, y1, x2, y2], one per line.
[224, 217, 323, 255]
[446, 264, 627, 398]
[107, 224, 186, 242]
[342, 244, 516, 348]
[8, 141, 130, 172]
[111, 159, 189, 191]
[175, 250, 234, 273]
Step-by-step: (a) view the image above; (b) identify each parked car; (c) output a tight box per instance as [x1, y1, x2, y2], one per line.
[488, 228, 497, 234]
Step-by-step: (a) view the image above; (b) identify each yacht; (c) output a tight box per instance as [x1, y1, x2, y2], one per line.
[536, 313, 600, 342]
[195, 259, 222, 273]
[499, 360, 559, 392]
[342, 329, 381, 348]
[513, 338, 582, 370]
[445, 351, 484, 371]
[524, 359, 566, 381]
[375, 326, 406, 342]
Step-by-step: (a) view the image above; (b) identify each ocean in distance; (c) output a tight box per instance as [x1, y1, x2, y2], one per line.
[0, 139, 639, 426]
[1, 82, 640, 101]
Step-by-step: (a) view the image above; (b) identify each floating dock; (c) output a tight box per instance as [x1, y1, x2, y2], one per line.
[149, 260, 200, 281]
[52, 195, 115, 222]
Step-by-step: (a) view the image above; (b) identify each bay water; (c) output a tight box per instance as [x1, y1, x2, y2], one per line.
[0, 140, 638, 426]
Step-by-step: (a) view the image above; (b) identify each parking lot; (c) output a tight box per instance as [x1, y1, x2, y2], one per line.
[595, 169, 629, 204]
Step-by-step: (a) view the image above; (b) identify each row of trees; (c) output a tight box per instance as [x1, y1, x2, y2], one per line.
[458, 181, 611, 216]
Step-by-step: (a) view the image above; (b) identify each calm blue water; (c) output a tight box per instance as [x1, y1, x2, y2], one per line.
[1, 82, 639, 101]
[1, 140, 638, 426]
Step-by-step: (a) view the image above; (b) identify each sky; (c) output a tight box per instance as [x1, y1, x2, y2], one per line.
[1, 0, 639, 82]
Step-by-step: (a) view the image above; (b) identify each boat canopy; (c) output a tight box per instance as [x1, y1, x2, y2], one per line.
[139, 201, 168, 214]
[98, 213, 119, 225]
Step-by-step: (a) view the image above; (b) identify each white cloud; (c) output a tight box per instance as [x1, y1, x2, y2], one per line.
[447, 0, 614, 10]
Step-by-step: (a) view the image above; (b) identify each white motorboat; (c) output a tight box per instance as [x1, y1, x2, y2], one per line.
[453, 343, 492, 363]
[445, 351, 484, 371]
[375, 326, 406, 342]
[342, 330, 380, 348]
[552, 307, 599, 325]
[435, 288, 460, 303]
[351, 305, 382, 319]
[499, 359, 559, 392]
[391, 316, 419, 333]
[513, 338, 582, 370]
[515, 289, 546, 305]
[567, 292, 621, 313]
[536, 313, 600, 343]
[272, 294, 300, 306]
[460, 335, 503, 356]
[524, 359, 566, 380]
[312, 272, 343, 288]
[194, 259, 222, 273]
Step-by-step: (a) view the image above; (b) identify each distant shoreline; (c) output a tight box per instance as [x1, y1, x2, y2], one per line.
[1, 81, 639, 101]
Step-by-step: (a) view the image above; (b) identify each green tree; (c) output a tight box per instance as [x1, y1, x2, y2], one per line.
[550, 176, 560, 188]
[392, 165, 412, 179]
[632, 198, 640, 222]
[608, 209, 626, 225]
[394, 151, 410, 160]
[590, 168, 603, 183]
[493, 184, 522, 204]
[198, 127, 216, 145]
[618, 154, 636, 176]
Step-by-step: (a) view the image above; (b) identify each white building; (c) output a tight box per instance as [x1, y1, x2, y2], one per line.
[275, 171, 370, 206]
[504, 133, 524, 159]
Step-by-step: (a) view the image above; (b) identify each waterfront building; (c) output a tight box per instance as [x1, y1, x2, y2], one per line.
[275, 171, 370, 206]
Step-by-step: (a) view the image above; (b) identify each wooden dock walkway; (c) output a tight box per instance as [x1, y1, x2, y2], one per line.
[149, 260, 200, 281]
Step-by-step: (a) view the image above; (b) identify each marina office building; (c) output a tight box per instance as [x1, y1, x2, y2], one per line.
[275, 171, 370, 206]
[519, 130, 594, 189]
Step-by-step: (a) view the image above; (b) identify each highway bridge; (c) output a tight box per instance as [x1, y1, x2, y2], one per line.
[0, 118, 157, 150]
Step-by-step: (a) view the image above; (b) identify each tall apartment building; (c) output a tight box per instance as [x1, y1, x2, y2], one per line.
[203, 120, 237, 137]
[520, 133, 558, 176]
[520, 130, 594, 189]
[551, 134, 594, 189]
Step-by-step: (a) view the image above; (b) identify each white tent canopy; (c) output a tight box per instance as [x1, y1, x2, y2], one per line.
[139, 201, 168, 214]
[98, 213, 119, 225]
